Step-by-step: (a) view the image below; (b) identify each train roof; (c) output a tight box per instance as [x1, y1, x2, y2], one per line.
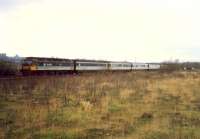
[23, 57, 160, 65]
[23, 57, 74, 62]
[23, 57, 109, 63]
[75, 59, 109, 63]
[132, 63, 148, 64]
[110, 61, 132, 64]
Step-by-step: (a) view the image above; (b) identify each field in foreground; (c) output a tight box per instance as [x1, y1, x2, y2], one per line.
[1, 71, 200, 139]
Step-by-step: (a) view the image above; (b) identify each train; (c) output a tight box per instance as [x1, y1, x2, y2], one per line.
[21, 57, 161, 75]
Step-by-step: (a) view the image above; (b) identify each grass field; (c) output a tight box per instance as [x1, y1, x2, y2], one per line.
[1, 71, 200, 139]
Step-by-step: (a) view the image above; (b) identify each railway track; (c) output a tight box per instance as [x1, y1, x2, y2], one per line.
[0, 74, 77, 80]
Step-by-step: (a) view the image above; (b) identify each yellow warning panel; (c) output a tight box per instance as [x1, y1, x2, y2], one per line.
[30, 65, 37, 71]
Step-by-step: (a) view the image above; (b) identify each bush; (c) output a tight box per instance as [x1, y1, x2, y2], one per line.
[0, 61, 19, 75]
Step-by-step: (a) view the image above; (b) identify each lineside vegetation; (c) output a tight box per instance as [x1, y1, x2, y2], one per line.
[0, 71, 200, 139]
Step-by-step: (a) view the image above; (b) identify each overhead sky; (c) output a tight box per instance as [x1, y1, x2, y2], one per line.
[0, 0, 200, 62]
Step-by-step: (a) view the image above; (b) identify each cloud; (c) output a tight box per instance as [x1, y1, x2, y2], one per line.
[0, 0, 18, 7]
[0, 0, 200, 62]
[0, 0, 41, 11]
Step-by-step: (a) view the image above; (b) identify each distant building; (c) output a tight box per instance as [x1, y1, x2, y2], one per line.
[0, 53, 6, 58]
[0, 53, 22, 63]
[0, 53, 8, 61]
[0, 53, 6, 57]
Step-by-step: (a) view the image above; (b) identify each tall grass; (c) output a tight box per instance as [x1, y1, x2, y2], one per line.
[0, 71, 200, 139]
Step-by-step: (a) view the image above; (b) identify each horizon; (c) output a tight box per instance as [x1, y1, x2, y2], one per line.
[2, 52, 200, 63]
[1, 0, 200, 62]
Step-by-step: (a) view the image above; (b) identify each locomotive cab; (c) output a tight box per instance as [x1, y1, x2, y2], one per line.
[21, 60, 37, 75]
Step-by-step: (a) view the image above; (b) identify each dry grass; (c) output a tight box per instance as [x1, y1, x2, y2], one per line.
[1, 71, 200, 139]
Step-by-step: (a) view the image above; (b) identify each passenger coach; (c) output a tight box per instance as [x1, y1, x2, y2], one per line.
[109, 62, 132, 70]
[76, 60, 108, 71]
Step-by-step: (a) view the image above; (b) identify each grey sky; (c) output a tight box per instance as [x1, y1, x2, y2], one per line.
[0, 0, 200, 62]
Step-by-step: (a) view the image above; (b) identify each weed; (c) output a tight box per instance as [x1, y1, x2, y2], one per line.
[1, 71, 200, 139]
